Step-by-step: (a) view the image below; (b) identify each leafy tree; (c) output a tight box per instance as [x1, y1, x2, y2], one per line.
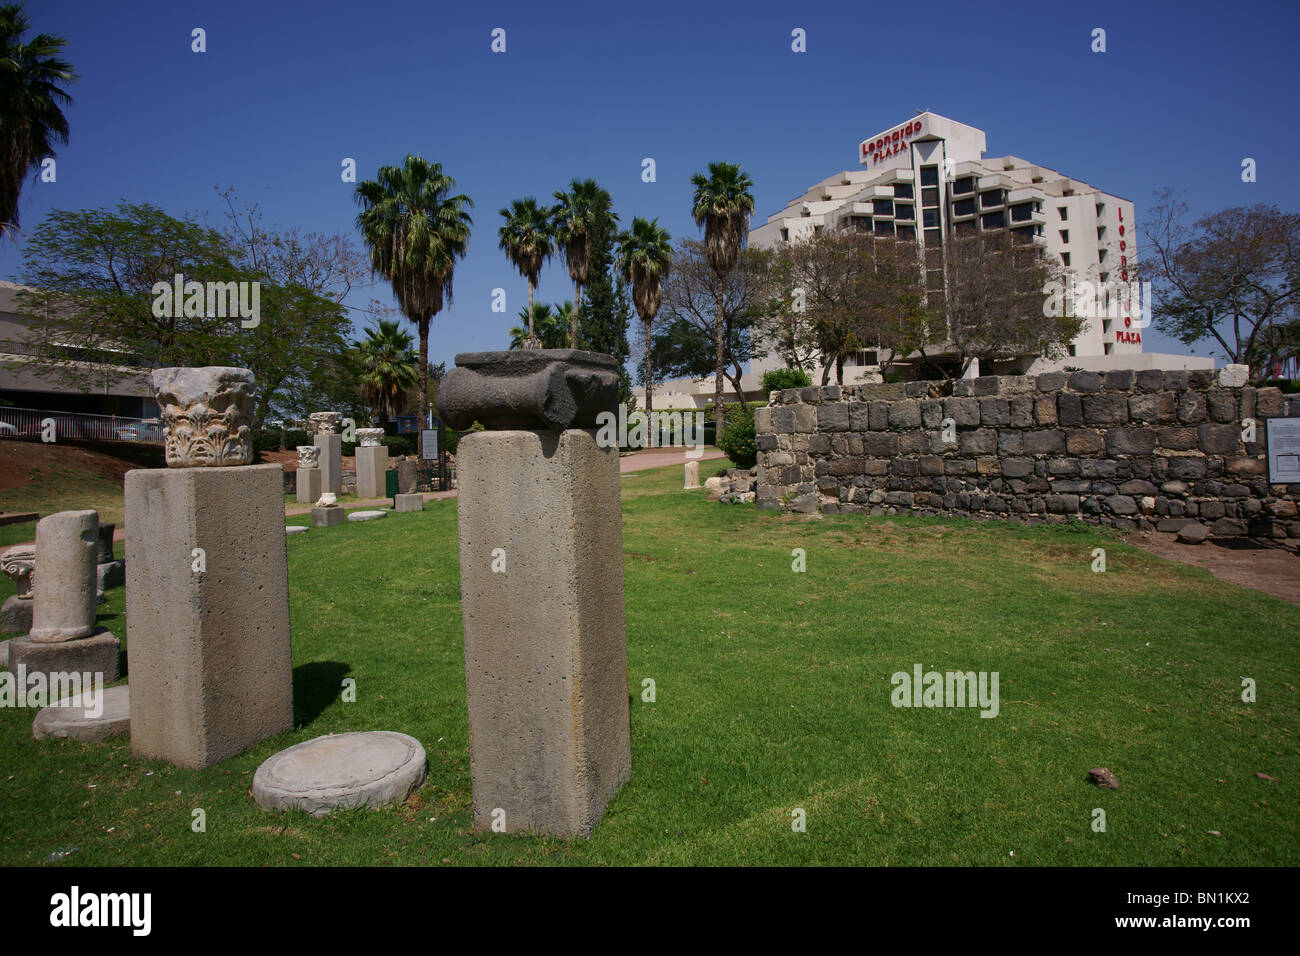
[617, 217, 672, 414]
[0, 2, 75, 237]
[690, 162, 756, 436]
[498, 197, 556, 346]
[937, 230, 1076, 374]
[760, 367, 812, 393]
[653, 240, 766, 404]
[354, 155, 473, 428]
[509, 303, 569, 350]
[578, 193, 634, 408]
[553, 179, 612, 348]
[1141, 190, 1300, 380]
[356, 319, 417, 426]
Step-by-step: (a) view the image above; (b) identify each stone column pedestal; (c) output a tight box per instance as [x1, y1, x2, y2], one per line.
[296, 466, 322, 504]
[684, 460, 700, 489]
[124, 462, 293, 768]
[355, 444, 388, 499]
[314, 433, 342, 495]
[440, 349, 630, 839]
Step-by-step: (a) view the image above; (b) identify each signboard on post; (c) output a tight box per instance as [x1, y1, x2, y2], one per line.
[1265, 417, 1300, 484]
[420, 429, 438, 460]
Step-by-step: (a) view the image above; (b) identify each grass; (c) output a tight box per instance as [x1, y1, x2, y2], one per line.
[1, 460, 1297, 866]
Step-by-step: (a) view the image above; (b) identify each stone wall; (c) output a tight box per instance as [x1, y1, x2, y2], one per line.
[754, 368, 1300, 539]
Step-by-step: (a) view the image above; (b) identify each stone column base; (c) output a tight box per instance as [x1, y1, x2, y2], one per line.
[312, 505, 345, 527]
[296, 466, 322, 504]
[394, 494, 424, 513]
[456, 428, 632, 838]
[124, 463, 293, 769]
[1, 595, 32, 635]
[7, 628, 120, 686]
[355, 445, 389, 499]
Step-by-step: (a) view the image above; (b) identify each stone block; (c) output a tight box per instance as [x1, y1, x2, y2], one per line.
[124, 463, 293, 769]
[1134, 369, 1165, 392]
[1104, 369, 1134, 391]
[455, 429, 631, 838]
[943, 397, 980, 427]
[296, 466, 322, 504]
[1066, 429, 1105, 455]
[888, 400, 922, 429]
[1023, 430, 1066, 455]
[1083, 393, 1129, 425]
[1199, 423, 1241, 456]
[979, 398, 1010, 427]
[96, 560, 124, 592]
[1034, 396, 1058, 425]
[314, 432, 343, 495]
[1218, 364, 1249, 388]
[1178, 393, 1206, 424]
[1256, 387, 1285, 418]
[1106, 428, 1156, 456]
[1036, 372, 1065, 391]
[1163, 370, 1189, 390]
[2, 595, 32, 635]
[817, 402, 849, 431]
[355, 444, 389, 499]
[1188, 369, 1215, 390]
[8, 628, 120, 686]
[1057, 392, 1083, 427]
[1068, 371, 1102, 392]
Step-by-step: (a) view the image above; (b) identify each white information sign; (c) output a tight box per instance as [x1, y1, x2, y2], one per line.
[1266, 417, 1300, 483]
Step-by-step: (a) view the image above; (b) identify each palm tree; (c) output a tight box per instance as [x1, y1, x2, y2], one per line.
[356, 319, 418, 426]
[498, 198, 556, 348]
[0, 3, 75, 237]
[617, 218, 673, 415]
[553, 179, 616, 348]
[690, 161, 755, 437]
[354, 156, 473, 429]
[508, 303, 569, 350]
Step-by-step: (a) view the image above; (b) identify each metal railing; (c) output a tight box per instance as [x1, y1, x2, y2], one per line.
[0, 406, 163, 443]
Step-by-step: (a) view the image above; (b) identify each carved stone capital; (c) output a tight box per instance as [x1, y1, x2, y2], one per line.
[297, 445, 321, 468]
[436, 350, 620, 431]
[308, 412, 341, 435]
[1, 544, 35, 599]
[153, 367, 255, 467]
[356, 428, 385, 447]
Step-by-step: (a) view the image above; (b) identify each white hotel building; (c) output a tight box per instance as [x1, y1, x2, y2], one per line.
[644, 112, 1210, 408]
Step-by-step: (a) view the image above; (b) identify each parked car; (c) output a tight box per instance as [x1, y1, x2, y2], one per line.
[115, 419, 164, 442]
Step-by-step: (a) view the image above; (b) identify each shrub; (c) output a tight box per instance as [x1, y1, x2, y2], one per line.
[718, 403, 756, 468]
[252, 427, 310, 454]
[1259, 378, 1300, 394]
[381, 434, 416, 457]
[760, 367, 813, 394]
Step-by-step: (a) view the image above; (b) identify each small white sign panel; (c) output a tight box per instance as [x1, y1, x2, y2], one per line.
[1266, 417, 1300, 484]
[421, 429, 438, 460]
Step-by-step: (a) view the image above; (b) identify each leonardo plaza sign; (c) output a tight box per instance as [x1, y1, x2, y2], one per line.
[859, 117, 927, 167]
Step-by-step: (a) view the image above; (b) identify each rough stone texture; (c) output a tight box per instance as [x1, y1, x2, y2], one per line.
[684, 460, 700, 489]
[1177, 523, 1210, 544]
[32, 685, 130, 743]
[1, 595, 31, 635]
[355, 444, 389, 499]
[455, 428, 632, 838]
[307, 412, 341, 435]
[30, 510, 99, 643]
[1219, 364, 1249, 388]
[96, 560, 124, 592]
[356, 428, 385, 447]
[1087, 767, 1120, 790]
[437, 350, 620, 431]
[295, 466, 322, 504]
[251, 732, 427, 817]
[153, 366, 255, 467]
[347, 509, 388, 522]
[757, 372, 1300, 538]
[8, 629, 120, 686]
[296, 445, 320, 468]
[124, 463, 293, 769]
[393, 494, 423, 513]
[396, 459, 418, 494]
[312, 505, 344, 527]
[313, 433, 342, 495]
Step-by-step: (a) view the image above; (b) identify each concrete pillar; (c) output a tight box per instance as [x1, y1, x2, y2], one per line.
[314, 433, 342, 495]
[296, 467, 322, 503]
[684, 460, 700, 489]
[125, 367, 292, 769]
[396, 459, 418, 494]
[439, 349, 630, 838]
[355, 445, 388, 499]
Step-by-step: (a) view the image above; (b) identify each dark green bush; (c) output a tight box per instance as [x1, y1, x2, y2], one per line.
[760, 367, 813, 393]
[252, 427, 310, 454]
[1259, 378, 1300, 394]
[718, 403, 756, 468]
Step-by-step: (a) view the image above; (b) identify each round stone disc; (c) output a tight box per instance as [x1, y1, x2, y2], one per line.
[252, 731, 427, 817]
[346, 510, 388, 522]
[32, 685, 130, 743]
[285, 525, 309, 535]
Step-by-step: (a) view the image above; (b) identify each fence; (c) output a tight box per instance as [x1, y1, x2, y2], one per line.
[0, 407, 163, 443]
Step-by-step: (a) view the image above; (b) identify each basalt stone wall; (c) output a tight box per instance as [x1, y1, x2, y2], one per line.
[754, 369, 1300, 539]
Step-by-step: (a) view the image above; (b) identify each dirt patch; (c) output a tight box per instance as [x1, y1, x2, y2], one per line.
[0, 438, 162, 493]
[1130, 531, 1300, 606]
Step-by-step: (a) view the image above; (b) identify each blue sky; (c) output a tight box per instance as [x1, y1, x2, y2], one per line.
[5, 0, 1298, 369]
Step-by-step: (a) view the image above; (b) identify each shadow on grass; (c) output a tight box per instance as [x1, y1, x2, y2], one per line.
[293, 660, 351, 727]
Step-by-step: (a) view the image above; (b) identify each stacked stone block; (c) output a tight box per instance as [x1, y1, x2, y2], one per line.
[755, 369, 1300, 538]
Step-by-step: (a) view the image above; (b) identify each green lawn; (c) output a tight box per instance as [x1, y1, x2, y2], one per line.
[1, 460, 1297, 866]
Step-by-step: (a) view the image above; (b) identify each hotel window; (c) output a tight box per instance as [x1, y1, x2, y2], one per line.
[1059, 230, 1069, 243]
[953, 197, 976, 217]
[923, 208, 940, 229]
[922, 186, 940, 205]
[780, 227, 789, 241]
[1010, 203, 1033, 223]
[895, 204, 914, 221]
[1096, 202, 1105, 217]
[979, 190, 1003, 208]
[924, 227, 942, 247]
[1097, 226, 1105, 240]
[1100, 271, 1109, 283]
[874, 220, 894, 237]
[1061, 252, 1071, 267]
[1058, 206, 1068, 220]
[894, 183, 914, 199]
[874, 198, 894, 216]
[1104, 342, 1113, 355]
[920, 166, 939, 187]
[981, 211, 1005, 229]
[1068, 344, 1076, 357]
[896, 225, 916, 241]
[952, 176, 975, 194]
[1099, 248, 1108, 263]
